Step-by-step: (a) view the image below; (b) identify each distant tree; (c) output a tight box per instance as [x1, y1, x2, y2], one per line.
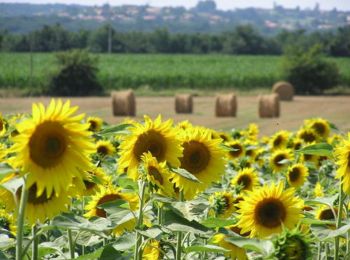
[329, 26, 350, 57]
[195, 0, 216, 12]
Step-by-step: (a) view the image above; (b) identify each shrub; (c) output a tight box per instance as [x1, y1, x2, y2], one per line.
[281, 45, 340, 94]
[48, 49, 103, 96]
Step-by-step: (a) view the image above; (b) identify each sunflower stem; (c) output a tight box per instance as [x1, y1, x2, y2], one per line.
[68, 229, 75, 259]
[134, 180, 146, 260]
[335, 182, 344, 260]
[157, 203, 163, 225]
[16, 177, 29, 260]
[32, 224, 39, 260]
[317, 242, 322, 260]
[176, 191, 184, 260]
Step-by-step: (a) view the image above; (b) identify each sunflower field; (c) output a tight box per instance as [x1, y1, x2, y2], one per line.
[0, 99, 349, 260]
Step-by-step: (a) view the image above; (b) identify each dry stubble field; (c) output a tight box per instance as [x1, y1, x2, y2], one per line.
[0, 95, 349, 135]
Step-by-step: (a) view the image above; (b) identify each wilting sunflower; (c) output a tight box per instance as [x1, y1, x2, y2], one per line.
[335, 134, 350, 194]
[297, 128, 318, 143]
[96, 140, 115, 157]
[171, 127, 226, 200]
[314, 182, 324, 197]
[118, 115, 183, 180]
[10, 99, 95, 197]
[272, 229, 311, 260]
[212, 233, 247, 260]
[142, 240, 162, 260]
[305, 118, 330, 139]
[236, 182, 303, 238]
[231, 168, 259, 192]
[87, 116, 103, 132]
[270, 149, 294, 173]
[286, 164, 309, 188]
[227, 140, 245, 160]
[270, 130, 290, 150]
[141, 152, 175, 197]
[84, 186, 138, 235]
[16, 183, 72, 224]
[0, 209, 16, 236]
[209, 191, 235, 218]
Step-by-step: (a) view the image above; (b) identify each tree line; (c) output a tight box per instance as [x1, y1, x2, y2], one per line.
[0, 24, 349, 56]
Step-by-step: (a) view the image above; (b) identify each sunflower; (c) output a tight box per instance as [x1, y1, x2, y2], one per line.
[297, 128, 318, 143]
[244, 141, 258, 160]
[270, 149, 294, 173]
[246, 123, 259, 141]
[84, 186, 138, 235]
[270, 130, 290, 150]
[87, 116, 103, 132]
[315, 206, 337, 221]
[335, 134, 350, 194]
[141, 152, 175, 197]
[209, 191, 236, 218]
[291, 138, 303, 151]
[227, 140, 245, 160]
[0, 209, 16, 236]
[0, 113, 7, 136]
[74, 167, 110, 196]
[236, 182, 303, 238]
[96, 140, 115, 157]
[231, 168, 259, 192]
[212, 233, 247, 260]
[305, 118, 330, 139]
[176, 120, 193, 131]
[314, 182, 324, 197]
[118, 115, 183, 180]
[10, 99, 95, 197]
[0, 173, 19, 211]
[142, 240, 162, 260]
[286, 164, 309, 188]
[170, 127, 226, 200]
[299, 153, 319, 166]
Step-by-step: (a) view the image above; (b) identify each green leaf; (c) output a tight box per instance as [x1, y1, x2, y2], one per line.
[0, 163, 16, 181]
[320, 223, 350, 240]
[75, 248, 104, 260]
[184, 244, 229, 254]
[296, 143, 333, 157]
[329, 122, 339, 131]
[201, 218, 236, 228]
[151, 194, 176, 204]
[305, 194, 338, 207]
[98, 199, 130, 213]
[0, 235, 15, 250]
[225, 236, 273, 256]
[99, 124, 132, 135]
[99, 245, 129, 260]
[171, 168, 201, 183]
[112, 234, 136, 251]
[138, 226, 165, 239]
[301, 218, 335, 226]
[0, 176, 23, 195]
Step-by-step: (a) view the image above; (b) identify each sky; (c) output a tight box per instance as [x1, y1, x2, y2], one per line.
[1, 0, 349, 11]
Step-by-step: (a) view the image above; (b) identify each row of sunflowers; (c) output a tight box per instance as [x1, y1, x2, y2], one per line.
[0, 99, 348, 259]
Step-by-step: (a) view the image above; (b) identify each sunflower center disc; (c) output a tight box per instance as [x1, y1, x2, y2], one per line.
[96, 194, 122, 218]
[238, 175, 251, 189]
[29, 121, 67, 168]
[229, 144, 243, 158]
[274, 154, 286, 165]
[134, 130, 166, 161]
[273, 136, 283, 147]
[181, 141, 210, 174]
[0, 120, 3, 131]
[97, 145, 109, 155]
[301, 132, 316, 143]
[255, 198, 286, 228]
[89, 121, 97, 131]
[313, 123, 325, 135]
[148, 166, 164, 184]
[319, 208, 336, 220]
[289, 168, 301, 182]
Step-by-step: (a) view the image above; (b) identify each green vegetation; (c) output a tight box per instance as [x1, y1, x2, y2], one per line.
[0, 53, 349, 95]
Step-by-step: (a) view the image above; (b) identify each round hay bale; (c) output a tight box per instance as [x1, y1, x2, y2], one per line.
[258, 94, 280, 118]
[215, 93, 237, 117]
[272, 81, 294, 101]
[111, 90, 136, 116]
[175, 94, 193, 114]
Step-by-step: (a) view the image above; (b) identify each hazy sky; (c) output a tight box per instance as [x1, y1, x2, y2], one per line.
[1, 0, 349, 11]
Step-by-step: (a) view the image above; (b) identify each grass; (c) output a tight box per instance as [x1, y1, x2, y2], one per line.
[0, 53, 349, 94]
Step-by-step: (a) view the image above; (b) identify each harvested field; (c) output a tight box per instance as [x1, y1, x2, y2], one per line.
[0, 95, 349, 135]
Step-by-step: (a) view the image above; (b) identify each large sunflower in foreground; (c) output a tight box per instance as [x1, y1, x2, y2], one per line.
[84, 186, 138, 235]
[171, 127, 226, 200]
[231, 168, 259, 192]
[335, 134, 350, 194]
[10, 99, 95, 197]
[118, 115, 183, 180]
[286, 164, 309, 188]
[236, 182, 303, 238]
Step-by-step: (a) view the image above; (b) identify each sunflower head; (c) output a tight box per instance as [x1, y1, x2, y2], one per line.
[118, 115, 183, 180]
[211, 233, 248, 260]
[171, 127, 226, 200]
[236, 182, 304, 238]
[10, 99, 95, 197]
[305, 118, 330, 139]
[246, 123, 259, 141]
[96, 140, 115, 157]
[142, 239, 162, 260]
[335, 134, 350, 194]
[270, 130, 290, 150]
[78, 167, 110, 196]
[314, 182, 324, 197]
[0, 113, 7, 136]
[286, 164, 309, 188]
[227, 140, 245, 159]
[297, 128, 318, 143]
[272, 229, 311, 260]
[176, 120, 193, 132]
[0, 209, 16, 236]
[209, 191, 235, 218]
[87, 116, 103, 132]
[316, 206, 337, 221]
[270, 149, 294, 173]
[231, 167, 259, 192]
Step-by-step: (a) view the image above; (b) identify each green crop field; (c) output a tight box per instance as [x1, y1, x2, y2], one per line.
[1, 53, 350, 95]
